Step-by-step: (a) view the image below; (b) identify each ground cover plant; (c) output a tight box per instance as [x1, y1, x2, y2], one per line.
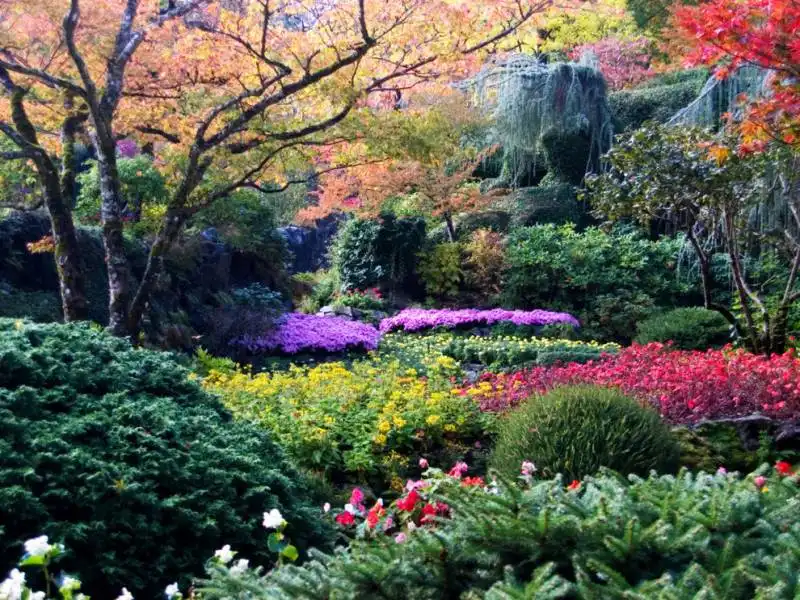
[380, 331, 619, 372]
[0, 319, 332, 598]
[234, 313, 381, 355]
[467, 343, 800, 422]
[379, 308, 580, 334]
[203, 357, 487, 490]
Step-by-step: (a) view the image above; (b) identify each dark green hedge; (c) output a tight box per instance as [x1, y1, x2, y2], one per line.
[0, 319, 332, 598]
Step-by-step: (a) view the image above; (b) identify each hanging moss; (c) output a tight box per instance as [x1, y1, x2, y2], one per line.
[465, 55, 614, 186]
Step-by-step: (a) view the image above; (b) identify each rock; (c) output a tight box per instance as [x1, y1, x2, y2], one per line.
[279, 213, 345, 274]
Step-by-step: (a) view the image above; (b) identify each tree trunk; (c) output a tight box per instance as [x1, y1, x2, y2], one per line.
[126, 207, 188, 336]
[7, 86, 89, 321]
[443, 212, 457, 243]
[92, 131, 133, 336]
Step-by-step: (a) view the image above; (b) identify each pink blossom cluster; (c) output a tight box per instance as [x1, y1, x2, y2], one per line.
[379, 308, 580, 334]
[569, 37, 653, 90]
[466, 343, 800, 423]
[236, 313, 381, 354]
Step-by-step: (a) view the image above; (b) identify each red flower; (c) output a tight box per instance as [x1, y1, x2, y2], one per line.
[420, 503, 438, 524]
[775, 460, 794, 476]
[396, 489, 420, 512]
[567, 480, 581, 491]
[366, 502, 385, 529]
[335, 511, 355, 526]
[462, 476, 485, 487]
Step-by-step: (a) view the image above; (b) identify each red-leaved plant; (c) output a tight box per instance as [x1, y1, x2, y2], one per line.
[466, 343, 800, 423]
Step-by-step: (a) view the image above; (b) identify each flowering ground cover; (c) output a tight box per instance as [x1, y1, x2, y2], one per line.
[234, 313, 381, 354]
[466, 343, 800, 422]
[379, 308, 580, 334]
[381, 332, 619, 372]
[203, 357, 487, 487]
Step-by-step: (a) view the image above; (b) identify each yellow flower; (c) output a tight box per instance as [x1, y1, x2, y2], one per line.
[444, 424, 456, 432]
[374, 434, 387, 445]
[378, 420, 391, 433]
[392, 415, 407, 428]
[426, 414, 441, 426]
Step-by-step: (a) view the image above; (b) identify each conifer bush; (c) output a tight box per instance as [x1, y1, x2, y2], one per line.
[0, 319, 332, 598]
[199, 467, 800, 599]
[489, 385, 681, 480]
[635, 307, 732, 350]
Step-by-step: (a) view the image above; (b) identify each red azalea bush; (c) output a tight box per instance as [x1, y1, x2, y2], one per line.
[466, 343, 800, 423]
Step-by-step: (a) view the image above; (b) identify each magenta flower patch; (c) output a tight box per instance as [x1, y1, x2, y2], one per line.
[236, 313, 381, 354]
[379, 308, 579, 334]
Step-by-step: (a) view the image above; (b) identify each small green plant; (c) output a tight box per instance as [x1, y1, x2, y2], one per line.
[417, 243, 463, 300]
[635, 307, 732, 350]
[490, 384, 681, 480]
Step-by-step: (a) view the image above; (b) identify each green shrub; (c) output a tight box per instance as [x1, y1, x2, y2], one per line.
[417, 243, 463, 300]
[503, 224, 693, 342]
[0, 287, 62, 322]
[540, 127, 593, 185]
[0, 319, 332, 598]
[608, 70, 708, 132]
[490, 385, 681, 480]
[331, 214, 426, 294]
[201, 468, 800, 599]
[635, 307, 732, 350]
[506, 184, 585, 228]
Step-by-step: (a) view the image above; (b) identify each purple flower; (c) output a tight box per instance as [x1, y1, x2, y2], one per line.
[116, 139, 139, 158]
[379, 308, 579, 333]
[234, 313, 381, 354]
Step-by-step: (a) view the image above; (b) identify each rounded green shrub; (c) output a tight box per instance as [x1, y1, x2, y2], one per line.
[490, 385, 680, 480]
[635, 307, 731, 350]
[0, 319, 332, 598]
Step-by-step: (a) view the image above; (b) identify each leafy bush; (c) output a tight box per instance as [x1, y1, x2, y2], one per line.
[417, 243, 463, 300]
[333, 288, 386, 311]
[203, 358, 486, 488]
[490, 385, 680, 480]
[506, 184, 585, 228]
[331, 214, 426, 294]
[608, 69, 708, 132]
[463, 229, 506, 300]
[635, 307, 732, 350]
[0, 319, 332, 598]
[203, 284, 284, 356]
[503, 224, 691, 342]
[540, 127, 594, 185]
[0, 287, 62, 322]
[201, 466, 800, 599]
[467, 343, 800, 422]
[76, 155, 167, 235]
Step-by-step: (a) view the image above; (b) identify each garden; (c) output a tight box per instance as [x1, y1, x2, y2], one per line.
[2, 0, 800, 599]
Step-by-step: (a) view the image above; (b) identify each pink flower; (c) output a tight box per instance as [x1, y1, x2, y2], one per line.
[418, 458, 429, 469]
[394, 533, 407, 543]
[448, 462, 469, 479]
[716, 467, 727, 475]
[521, 461, 537, 476]
[349, 488, 365, 511]
[754, 475, 767, 489]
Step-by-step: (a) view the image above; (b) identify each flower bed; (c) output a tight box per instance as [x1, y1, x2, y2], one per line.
[203, 358, 486, 485]
[381, 332, 619, 372]
[234, 313, 381, 354]
[465, 343, 800, 422]
[379, 308, 580, 334]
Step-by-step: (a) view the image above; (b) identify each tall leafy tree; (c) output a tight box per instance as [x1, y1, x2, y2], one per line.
[0, 0, 549, 336]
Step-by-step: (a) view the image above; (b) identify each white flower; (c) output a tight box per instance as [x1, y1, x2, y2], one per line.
[262, 508, 285, 530]
[0, 569, 25, 600]
[29, 593, 46, 600]
[343, 503, 357, 515]
[23, 536, 52, 558]
[115, 587, 134, 600]
[323, 503, 331, 513]
[407, 522, 417, 532]
[214, 544, 235, 564]
[165, 582, 180, 598]
[229, 559, 249, 576]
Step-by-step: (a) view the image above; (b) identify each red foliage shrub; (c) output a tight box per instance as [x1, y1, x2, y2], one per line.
[467, 343, 800, 423]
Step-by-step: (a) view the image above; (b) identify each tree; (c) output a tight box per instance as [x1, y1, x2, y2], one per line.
[569, 37, 653, 91]
[674, 0, 800, 152]
[587, 123, 800, 355]
[0, 0, 549, 337]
